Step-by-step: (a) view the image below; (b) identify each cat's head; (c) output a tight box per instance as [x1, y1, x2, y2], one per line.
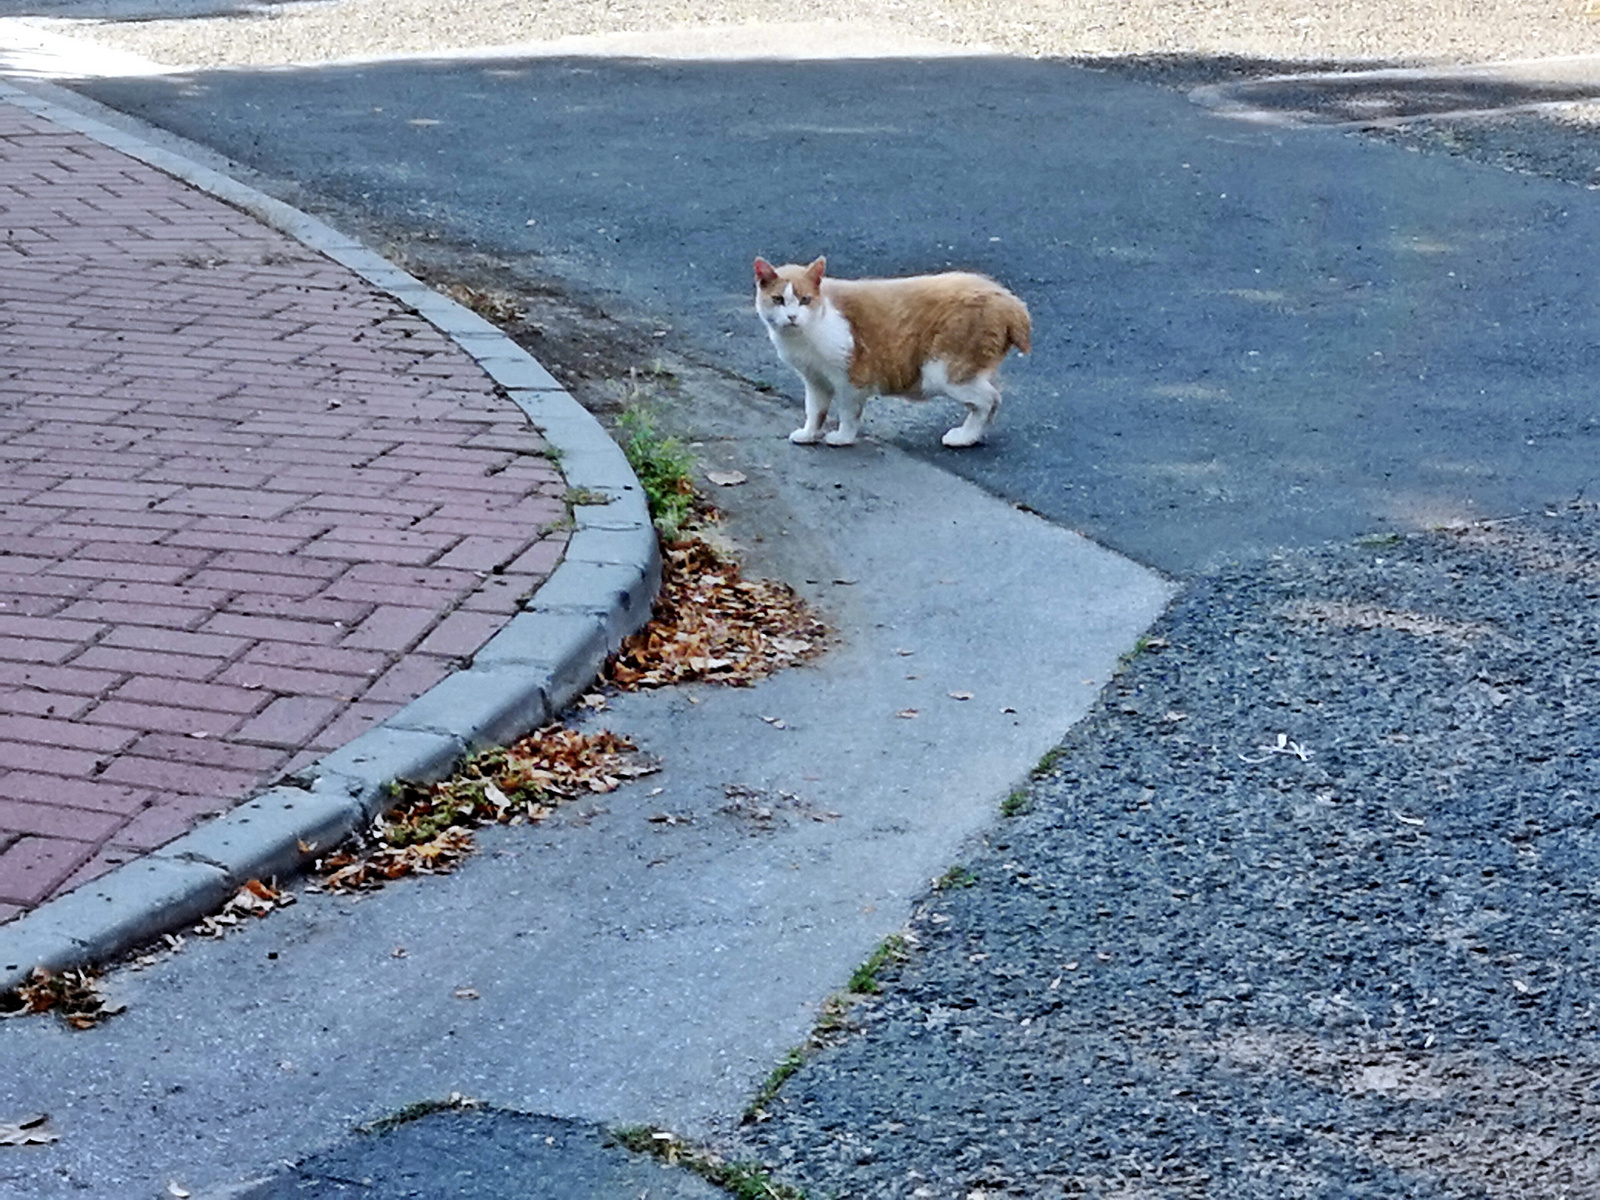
[754, 256, 826, 334]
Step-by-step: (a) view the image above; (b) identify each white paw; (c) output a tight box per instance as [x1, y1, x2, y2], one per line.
[790, 428, 825, 444]
[941, 427, 983, 448]
[824, 429, 858, 446]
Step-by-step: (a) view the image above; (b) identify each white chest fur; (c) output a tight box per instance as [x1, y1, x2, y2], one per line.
[766, 299, 854, 386]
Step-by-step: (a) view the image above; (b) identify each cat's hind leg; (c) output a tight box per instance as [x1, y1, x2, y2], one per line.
[938, 372, 1001, 449]
[824, 389, 867, 446]
[789, 375, 833, 445]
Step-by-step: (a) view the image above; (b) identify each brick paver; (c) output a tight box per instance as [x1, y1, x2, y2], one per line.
[0, 100, 570, 917]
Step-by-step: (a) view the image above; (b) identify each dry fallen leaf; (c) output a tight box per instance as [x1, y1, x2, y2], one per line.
[453, 988, 480, 1001]
[897, 709, 920, 719]
[0, 1114, 57, 1146]
[166, 1183, 190, 1198]
[705, 469, 747, 487]
[947, 691, 974, 701]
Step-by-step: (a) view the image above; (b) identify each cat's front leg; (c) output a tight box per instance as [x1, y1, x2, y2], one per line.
[790, 375, 832, 444]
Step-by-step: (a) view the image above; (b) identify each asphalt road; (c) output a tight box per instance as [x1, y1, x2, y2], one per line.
[76, 53, 1600, 576]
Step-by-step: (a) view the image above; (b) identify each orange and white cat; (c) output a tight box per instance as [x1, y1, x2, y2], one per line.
[754, 256, 1030, 448]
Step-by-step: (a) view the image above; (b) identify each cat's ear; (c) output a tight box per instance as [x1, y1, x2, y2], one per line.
[806, 257, 827, 285]
[754, 257, 778, 285]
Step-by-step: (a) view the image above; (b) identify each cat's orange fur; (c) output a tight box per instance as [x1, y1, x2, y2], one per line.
[754, 256, 1030, 448]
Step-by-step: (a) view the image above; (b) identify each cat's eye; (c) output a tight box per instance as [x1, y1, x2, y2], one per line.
[798, 296, 813, 306]
[771, 295, 785, 306]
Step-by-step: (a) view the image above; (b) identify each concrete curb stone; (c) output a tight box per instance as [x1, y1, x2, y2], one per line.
[0, 78, 661, 990]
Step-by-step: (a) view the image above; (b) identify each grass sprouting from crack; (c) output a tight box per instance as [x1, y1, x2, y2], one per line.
[743, 938, 912, 1125]
[1116, 633, 1170, 672]
[848, 933, 910, 995]
[612, 1126, 806, 1199]
[934, 865, 978, 891]
[1001, 787, 1032, 818]
[1032, 745, 1067, 778]
[562, 485, 613, 508]
[749, 1046, 807, 1117]
[360, 1092, 482, 1136]
[1003, 743, 1070, 816]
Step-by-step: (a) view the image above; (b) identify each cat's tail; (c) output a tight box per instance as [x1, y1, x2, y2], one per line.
[1002, 295, 1032, 357]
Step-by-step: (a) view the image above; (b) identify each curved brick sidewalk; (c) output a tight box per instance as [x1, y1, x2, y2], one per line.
[0, 96, 571, 924]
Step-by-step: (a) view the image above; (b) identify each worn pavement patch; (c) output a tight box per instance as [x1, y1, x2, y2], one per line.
[236, 1108, 728, 1199]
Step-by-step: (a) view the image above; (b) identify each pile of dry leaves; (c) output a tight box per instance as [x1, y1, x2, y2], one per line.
[0, 967, 123, 1030]
[314, 726, 659, 891]
[607, 537, 826, 689]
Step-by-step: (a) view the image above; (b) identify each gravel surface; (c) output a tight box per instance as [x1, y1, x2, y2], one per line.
[29, 0, 1600, 71]
[734, 510, 1600, 1198]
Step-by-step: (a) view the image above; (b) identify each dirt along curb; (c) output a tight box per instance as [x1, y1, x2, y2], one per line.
[0, 77, 660, 991]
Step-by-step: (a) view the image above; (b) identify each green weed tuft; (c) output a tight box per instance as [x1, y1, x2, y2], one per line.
[618, 405, 696, 542]
[612, 1126, 806, 1199]
[848, 933, 909, 995]
[934, 865, 978, 891]
[563, 486, 613, 508]
[749, 1047, 806, 1116]
[1031, 745, 1066, 778]
[1001, 788, 1032, 818]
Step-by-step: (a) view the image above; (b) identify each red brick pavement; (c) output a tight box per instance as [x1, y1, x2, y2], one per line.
[0, 99, 570, 922]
